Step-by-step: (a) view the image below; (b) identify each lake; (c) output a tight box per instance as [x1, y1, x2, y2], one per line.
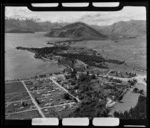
[5, 32, 66, 80]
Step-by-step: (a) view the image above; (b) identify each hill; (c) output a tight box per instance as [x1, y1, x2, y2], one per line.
[5, 18, 64, 33]
[92, 20, 146, 39]
[5, 18, 146, 40]
[45, 22, 107, 40]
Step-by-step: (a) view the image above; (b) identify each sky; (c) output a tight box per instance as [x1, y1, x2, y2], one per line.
[5, 6, 146, 26]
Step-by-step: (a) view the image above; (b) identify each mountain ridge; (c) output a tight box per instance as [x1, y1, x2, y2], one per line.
[5, 18, 146, 39]
[92, 20, 146, 38]
[45, 22, 107, 40]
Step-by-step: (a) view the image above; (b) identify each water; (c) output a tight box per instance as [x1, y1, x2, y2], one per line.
[5, 33, 66, 80]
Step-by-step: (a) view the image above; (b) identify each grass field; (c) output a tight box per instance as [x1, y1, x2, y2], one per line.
[6, 110, 41, 119]
[5, 91, 30, 102]
[6, 99, 35, 113]
[5, 81, 26, 94]
[41, 103, 77, 119]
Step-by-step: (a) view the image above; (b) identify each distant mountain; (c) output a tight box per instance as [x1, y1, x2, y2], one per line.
[45, 22, 107, 40]
[5, 18, 146, 40]
[5, 18, 65, 33]
[5, 29, 34, 33]
[92, 20, 146, 38]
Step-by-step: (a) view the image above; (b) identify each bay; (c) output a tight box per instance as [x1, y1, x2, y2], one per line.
[5, 32, 66, 80]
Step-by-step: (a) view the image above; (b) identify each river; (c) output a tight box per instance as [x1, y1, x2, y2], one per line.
[5, 32, 66, 80]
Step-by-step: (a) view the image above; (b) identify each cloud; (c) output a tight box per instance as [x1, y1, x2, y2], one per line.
[78, 7, 146, 25]
[5, 6, 146, 25]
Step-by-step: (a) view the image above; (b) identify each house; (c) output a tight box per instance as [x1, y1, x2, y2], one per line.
[42, 94, 47, 97]
[37, 91, 40, 94]
[47, 93, 52, 96]
[63, 83, 71, 89]
[106, 97, 116, 108]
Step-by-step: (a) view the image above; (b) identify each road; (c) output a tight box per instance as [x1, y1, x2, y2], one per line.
[104, 69, 112, 77]
[104, 73, 146, 85]
[41, 102, 75, 109]
[21, 81, 46, 118]
[49, 77, 80, 103]
[98, 69, 112, 77]
[131, 75, 146, 86]
[6, 102, 75, 115]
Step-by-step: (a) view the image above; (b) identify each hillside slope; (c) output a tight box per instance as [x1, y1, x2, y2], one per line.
[45, 22, 107, 40]
[5, 18, 63, 33]
[92, 20, 146, 38]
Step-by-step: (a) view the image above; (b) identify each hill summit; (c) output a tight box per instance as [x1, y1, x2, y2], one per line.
[45, 22, 107, 40]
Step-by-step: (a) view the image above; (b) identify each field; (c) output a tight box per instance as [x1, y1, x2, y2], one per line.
[5, 81, 30, 103]
[109, 70, 136, 78]
[71, 36, 146, 74]
[5, 81, 26, 94]
[5, 92, 30, 102]
[5, 76, 79, 120]
[6, 110, 41, 119]
[86, 67, 110, 75]
[41, 103, 78, 119]
[109, 88, 140, 115]
[6, 100, 36, 114]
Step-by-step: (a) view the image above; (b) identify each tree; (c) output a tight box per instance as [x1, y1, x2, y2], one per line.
[139, 89, 144, 95]
[133, 79, 137, 83]
[133, 88, 139, 93]
[35, 97, 41, 105]
[71, 68, 77, 78]
[22, 102, 28, 107]
[113, 95, 146, 119]
[63, 93, 71, 100]
[86, 71, 89, 76]
[91, 74, 96, 79]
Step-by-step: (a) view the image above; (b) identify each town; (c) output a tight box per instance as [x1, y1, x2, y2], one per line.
[5, 42, 146, 119]
[5, 61, 146, 119]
